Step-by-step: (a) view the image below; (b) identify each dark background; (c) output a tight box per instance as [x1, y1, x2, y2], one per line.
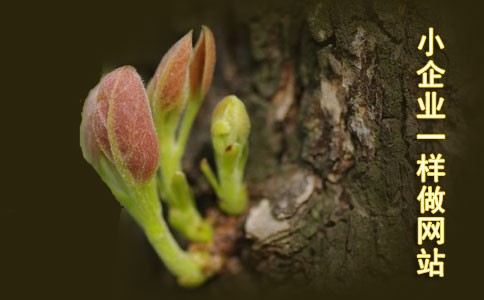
[1, 0, 483, 299]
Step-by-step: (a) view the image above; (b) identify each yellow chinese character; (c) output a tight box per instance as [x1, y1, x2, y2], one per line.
[417, 60, 446, 88]
[416, 153, 446, 183]
[416, 134, 446, 140]
[418, 217, 445, 245]
[418, 27, 445, 57]
[417, 91, 445, 119]
[417, 248, 445, 277]
[417, 185, 445, 214]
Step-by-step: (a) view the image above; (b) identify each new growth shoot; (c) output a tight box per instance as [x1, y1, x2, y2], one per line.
[80, 26, 249, 287]
[201, 95, 251, 215]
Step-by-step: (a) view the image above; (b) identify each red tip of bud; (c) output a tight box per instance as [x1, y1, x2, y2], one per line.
[148, 31, 193, 111]
[190, 25, 216, 99]
[93, 66, 160, 183]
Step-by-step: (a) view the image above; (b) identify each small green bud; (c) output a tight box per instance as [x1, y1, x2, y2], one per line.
[212, 120, 230, 135]
[202, 95, 251, 215]
[211, 95, 250, 156]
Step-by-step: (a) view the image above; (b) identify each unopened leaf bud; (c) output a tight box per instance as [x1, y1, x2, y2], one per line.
[148, 31, 193, 114]
[211, 95, 250, 155]
[189, 25, 216, 101]
[92, 66, 160, 184]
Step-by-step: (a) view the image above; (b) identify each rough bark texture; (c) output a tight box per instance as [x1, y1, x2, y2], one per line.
[117, 0, 462, 297]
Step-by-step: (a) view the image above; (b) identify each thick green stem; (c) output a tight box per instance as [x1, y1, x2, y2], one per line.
[157, 109, 181, 204]
[115, 179, 208, 287]
[168, 171, 212, 241]
[218, 160, 247, 214]
[213, 144, 248, 215]
[143, 211, 206, 286]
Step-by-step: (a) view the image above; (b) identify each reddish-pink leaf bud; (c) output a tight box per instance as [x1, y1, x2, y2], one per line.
[148, 31, 193, 112]
[92, 66, 160, 184]
[190, 26, 216, 100]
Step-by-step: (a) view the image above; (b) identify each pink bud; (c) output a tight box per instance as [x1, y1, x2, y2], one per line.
[148, 31, 193, 112]
[190, 26, 216, 99]
[93, 66, 160, 184]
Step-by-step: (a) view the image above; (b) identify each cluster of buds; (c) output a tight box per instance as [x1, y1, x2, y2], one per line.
[80, 26, 249, 287]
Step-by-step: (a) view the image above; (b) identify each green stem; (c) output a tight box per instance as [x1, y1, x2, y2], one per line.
[200, 158, 222, 196]
[176, 96, 202, 158]
[145, 220, 206, 287]
[218, 164, 247, 215]
[214, 144, 248, 214]
[168, 171, 212, 241]
[157, 109, 181, 205]
[116, 179, 208, 287]
[156, 107, 212, 242]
